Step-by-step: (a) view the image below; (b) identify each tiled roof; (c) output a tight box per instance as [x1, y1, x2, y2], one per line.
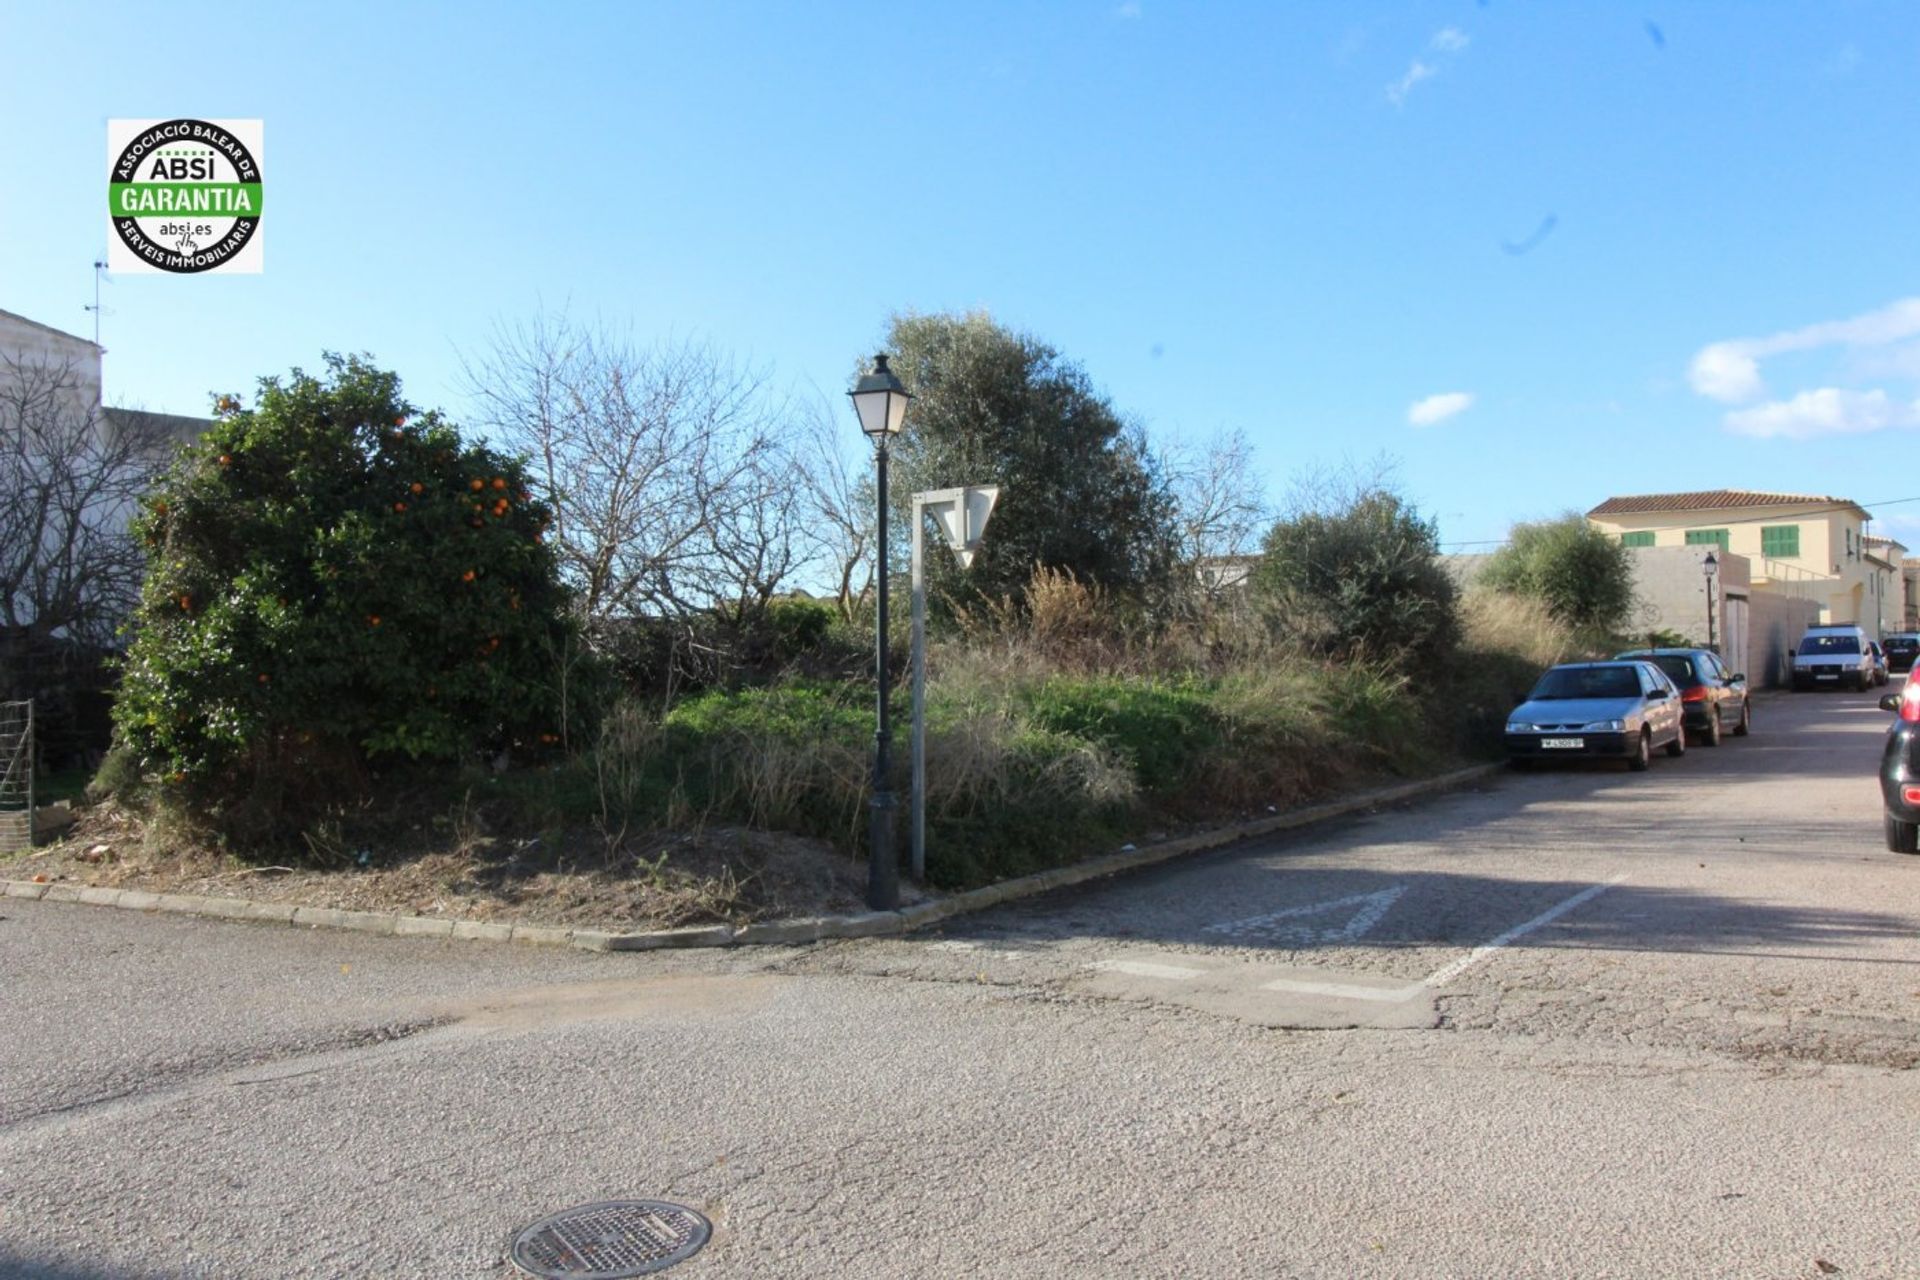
[1587, 489, 1858, 517]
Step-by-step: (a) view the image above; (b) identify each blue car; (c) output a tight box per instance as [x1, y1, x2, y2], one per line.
[1505, 661, 1686, 772]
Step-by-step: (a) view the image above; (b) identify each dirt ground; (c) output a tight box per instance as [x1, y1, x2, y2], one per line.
[7, 801, 896, 930]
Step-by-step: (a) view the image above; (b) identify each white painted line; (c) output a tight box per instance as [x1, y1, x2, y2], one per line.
[1260, 978, 1423, 1003]
[1205, 886, 1407, 945]
[1087, 959, 1209, 981]
[1421, 873, 1629, 989]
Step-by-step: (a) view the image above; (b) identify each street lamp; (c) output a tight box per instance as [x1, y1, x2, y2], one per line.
[849, 354, 912, 910]
[1703, 550, 1718, 653]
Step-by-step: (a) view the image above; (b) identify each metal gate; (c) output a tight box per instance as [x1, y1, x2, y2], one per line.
[0, 701, 32, 854]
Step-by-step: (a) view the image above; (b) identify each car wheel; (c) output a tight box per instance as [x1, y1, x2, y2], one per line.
[1628, 730, 1652, 771]
[1885, 812, 1919, 854]
[1732, 701, 1751, 736]
[1698, 713, 1722, 747]
[1664, 724, 1687, 757]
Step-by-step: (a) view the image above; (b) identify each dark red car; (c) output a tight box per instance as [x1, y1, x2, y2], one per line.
[1612, 647, 1752, 746]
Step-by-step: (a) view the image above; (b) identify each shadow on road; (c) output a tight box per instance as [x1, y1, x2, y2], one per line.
[975, 863, 1920, 963]
[0, 1253, 177, 1280]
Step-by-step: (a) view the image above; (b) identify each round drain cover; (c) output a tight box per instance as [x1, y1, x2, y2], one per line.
[509, 1200, 712, 1278]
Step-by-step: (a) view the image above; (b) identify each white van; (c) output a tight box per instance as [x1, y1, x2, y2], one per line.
[1792, 625, 1878, 691]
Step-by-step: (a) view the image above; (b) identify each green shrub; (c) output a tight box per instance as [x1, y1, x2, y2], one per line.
[112, 354, 576, 839]
[1481, 514, 1634, 634]
[1252, 487, 1457, 660]
[1019, 677, 1221, 796]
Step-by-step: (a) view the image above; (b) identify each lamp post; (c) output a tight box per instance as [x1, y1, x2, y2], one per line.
[849, 354, 912, 910]
[1703, 550, 1719, 653]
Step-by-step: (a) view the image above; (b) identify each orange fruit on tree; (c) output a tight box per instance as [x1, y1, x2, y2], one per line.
[491, 477, 507, 490]
[368, 614, 382, 627]
[409, 482, 424, 495]
[470, 478, 485, 492]
[461, 569, 476, 582]
[393, 502, 408, 513]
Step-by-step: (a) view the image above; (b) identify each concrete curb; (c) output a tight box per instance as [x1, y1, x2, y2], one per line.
[1, 762, 1503, 953]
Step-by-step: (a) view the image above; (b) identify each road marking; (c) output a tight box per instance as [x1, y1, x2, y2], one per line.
[1086, 959, 1210, 980]
[1420, 873, 1629, 988]
[1204, 885, 1407, 945]
[1259, 977, 1422, 1003]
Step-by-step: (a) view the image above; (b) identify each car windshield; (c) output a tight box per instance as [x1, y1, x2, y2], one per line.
[1889, 637, 1919, 650]
[1643, 655, 1695, 683]
[1799, 635, 1860, 655]
[1529, 666, 1643, 700]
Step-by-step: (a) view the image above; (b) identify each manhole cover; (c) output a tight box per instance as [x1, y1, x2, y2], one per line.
[509, 1200, 712, 1278]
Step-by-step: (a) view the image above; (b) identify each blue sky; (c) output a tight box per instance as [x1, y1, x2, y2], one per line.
[5, 1, 1920, 549]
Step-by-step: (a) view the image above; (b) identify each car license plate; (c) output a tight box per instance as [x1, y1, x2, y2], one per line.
[1817, 674, 1838, 680]
[1540, 737, 1584, 749]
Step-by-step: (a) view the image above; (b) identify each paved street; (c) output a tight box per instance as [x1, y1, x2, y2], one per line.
[3, 685, 1917, 1278]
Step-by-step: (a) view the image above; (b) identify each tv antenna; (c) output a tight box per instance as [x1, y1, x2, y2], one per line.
[84, 259, 113, 347]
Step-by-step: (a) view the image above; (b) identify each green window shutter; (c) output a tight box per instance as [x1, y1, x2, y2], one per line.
[1685, 528, 1730, 551]
[1760, 525, 1800, 558]
[1620, 531, 1655, 547]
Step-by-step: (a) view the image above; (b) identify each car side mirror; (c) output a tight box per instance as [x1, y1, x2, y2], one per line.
[1729, 673, 1745, 683]
[1880, 694, 1902, 713]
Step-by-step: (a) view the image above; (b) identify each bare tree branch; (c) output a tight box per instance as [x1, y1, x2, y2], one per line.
[462, 314, 811, 632]
[0, 354, 171, 672]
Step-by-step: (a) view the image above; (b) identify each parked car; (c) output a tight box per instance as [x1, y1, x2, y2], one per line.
[1868, 640, 1890, 687]
[1792, 625, 1878, 691]
[1883, 632, 1920, 674]
[1877, 680, 1920, 853]
[1612, 647, 1751, 745]
[1506, 660, 1686, 772]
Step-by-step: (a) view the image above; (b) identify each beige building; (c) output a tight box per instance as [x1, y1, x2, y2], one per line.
[1588, 489, 1881, 636]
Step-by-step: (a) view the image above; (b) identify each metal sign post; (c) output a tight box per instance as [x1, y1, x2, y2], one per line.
[910, 486, 999, 881]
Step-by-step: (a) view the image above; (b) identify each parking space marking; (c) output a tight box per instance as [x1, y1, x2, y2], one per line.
[1086, 959, 1210, 980]
[1420, 873, 1629, 989]
[1204, 885, 1408, 945]
[1260, 977, 1422, 1003]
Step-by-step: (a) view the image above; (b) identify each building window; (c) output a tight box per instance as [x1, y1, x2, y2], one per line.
[1760, 524, 1800, 558]
[1620, 531, 1655, 547]
[1685, 528, 1730, 551]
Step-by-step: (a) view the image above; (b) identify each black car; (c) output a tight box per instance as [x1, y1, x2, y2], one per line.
[1613, 647, 1751, 746]
[1879, 680, 1920, 852]
[1884, 632, 1920, 674]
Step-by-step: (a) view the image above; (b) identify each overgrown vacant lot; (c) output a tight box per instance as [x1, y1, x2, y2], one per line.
[15, 582, 1578, 931]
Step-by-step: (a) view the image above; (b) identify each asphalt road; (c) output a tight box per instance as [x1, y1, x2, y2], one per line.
[2, 683, 1917, 1278]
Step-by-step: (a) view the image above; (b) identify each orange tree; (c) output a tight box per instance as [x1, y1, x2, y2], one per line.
[113, 354, 576, 830]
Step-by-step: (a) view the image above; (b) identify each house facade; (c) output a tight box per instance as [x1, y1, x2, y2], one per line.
[1587, 489, 1878, 636]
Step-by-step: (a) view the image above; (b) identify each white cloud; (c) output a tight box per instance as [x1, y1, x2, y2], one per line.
[1688, 344, 1765, 403]
[1387, 60, 1435, 105]
[1723, 387, 1920, 439]
[1388, 27, 1468, 106]
[1688, 297, 1920, 403]
[1408, 391, 1475, 427]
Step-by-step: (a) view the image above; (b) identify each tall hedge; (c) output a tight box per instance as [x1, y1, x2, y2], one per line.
[112, 355, 574, 830]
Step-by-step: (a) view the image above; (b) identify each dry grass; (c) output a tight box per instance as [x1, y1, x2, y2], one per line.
[16, 798, 873, 928]
[1460, 587, 1576, 667]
